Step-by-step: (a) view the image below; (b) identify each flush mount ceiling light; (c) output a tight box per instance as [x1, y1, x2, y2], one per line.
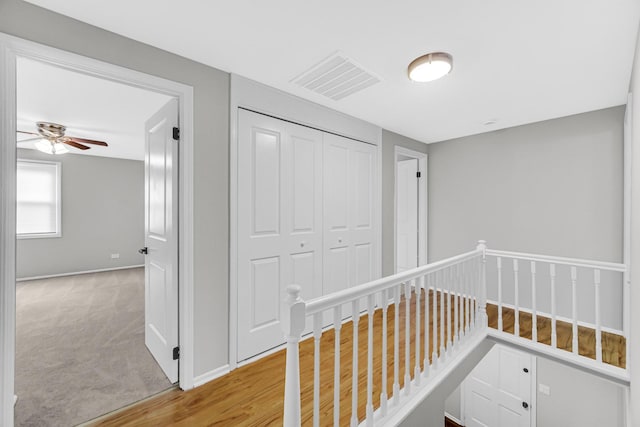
[408, 52, 453, 82]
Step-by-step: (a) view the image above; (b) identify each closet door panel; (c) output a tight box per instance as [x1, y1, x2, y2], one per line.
[251, 129, 281, 236]
[238, 110, 323, 361]
[284, 124, 324, 302]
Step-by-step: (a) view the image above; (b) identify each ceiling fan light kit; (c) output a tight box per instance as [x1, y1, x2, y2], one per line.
[17, 121, 109, 155]
[34, 139, 69, 155]
[408, 52, 453, 82]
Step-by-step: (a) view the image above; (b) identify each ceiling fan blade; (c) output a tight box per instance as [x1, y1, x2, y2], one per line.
[63, 140, 91, 150]
[67, 136, 108, 146]
[17, 130, 40, 136]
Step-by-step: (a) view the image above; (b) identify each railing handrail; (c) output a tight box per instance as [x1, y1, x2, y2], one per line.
[305, 249, 482, 315]
[486, 249, 626, 272]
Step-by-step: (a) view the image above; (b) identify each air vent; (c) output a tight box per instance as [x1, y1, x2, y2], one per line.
[291, 52, 381, 101]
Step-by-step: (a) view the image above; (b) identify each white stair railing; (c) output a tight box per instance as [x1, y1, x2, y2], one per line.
[282, 241, 487, 427]
[282, 242, 629, 426]
[485, 248, 628, 378]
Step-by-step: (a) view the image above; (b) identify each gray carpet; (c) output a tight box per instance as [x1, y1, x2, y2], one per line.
[15, 268, 173, 426]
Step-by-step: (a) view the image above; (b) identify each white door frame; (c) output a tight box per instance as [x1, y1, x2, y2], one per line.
[0, 33, 196, 426]
[394, 146, 428, 272]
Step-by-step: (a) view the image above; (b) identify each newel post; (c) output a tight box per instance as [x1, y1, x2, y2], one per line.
[476, 240, 489, 328]
[282, 285, 306, 427]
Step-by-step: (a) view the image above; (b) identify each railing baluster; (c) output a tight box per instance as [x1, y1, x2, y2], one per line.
[531, 261, 537, 343]
[571, 266, 579, 355]
[380, 289, 388, 416]
[594, 269, 602, 363]
[497, 257, 503, 332]
[453, 264, 459, 345]
[313, 313, 322, 427]
[465, 260, 470, 335]
[461, 263, 466, 337]
[470, 258, 476, 330]
[283, 286, 305, 427]
[351, 299, 360, 427]
[440, 271, 446, 360]
[333, 306, 342, 427]
[423, 274, 430, 378]
[514, 259, 520, 337]
[366, 294, 374, 425]
[447, 267, 452, 355]
[432, 271, 438, 368]
[393, 285, 400, 405]
[477, 241, 488, 328]
[414, 278, 421, 386]
[550, 264, 557, 348]
[404, 282, 412, 395]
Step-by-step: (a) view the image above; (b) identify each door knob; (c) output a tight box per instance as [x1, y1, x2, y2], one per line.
[523, 368, 529, 373]
[522, 402, 529, 409]
[139, 247, 148, 255]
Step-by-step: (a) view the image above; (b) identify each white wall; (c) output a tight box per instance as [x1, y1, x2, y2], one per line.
[16, 149, 144, 278]
[428, 107, 624, 263]
[536, 357, 625, 427]
[0, 0, 229, 378]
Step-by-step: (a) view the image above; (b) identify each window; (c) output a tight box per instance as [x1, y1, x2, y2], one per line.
[16, 159, 61, 238]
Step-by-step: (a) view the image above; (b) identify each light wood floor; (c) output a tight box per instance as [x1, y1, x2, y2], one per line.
[91, 291, 626, 426]
[486, 303, 626, 368]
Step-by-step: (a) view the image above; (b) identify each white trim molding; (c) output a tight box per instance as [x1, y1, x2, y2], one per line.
[193, 365, 231, 388]
[16, 264, 145, 282]
[393, 146, 428, 273]
[0, 32, 196, 425]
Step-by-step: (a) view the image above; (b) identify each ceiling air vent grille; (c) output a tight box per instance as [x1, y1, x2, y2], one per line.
[291, 52, 381, 101]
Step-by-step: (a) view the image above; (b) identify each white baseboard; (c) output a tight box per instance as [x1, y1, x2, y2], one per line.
[17, 265, 145, 282]
[193, 365, 230, 387]
[445, 412, 463, 425]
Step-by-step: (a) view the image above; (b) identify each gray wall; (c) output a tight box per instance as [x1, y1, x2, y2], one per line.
[536, 357, 625, 427]
[428, 107, 624, 263]
[0, 0, 230, 377]
[436, 108, 626, 425]
[629, 23, 640, 427]
[381, 129, 428, 277]
[16, 149, 144, 279]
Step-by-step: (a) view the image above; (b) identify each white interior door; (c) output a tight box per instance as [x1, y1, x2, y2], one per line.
[143, 98, 179, 383]
[464, 345, 533, 427]
[396, 158, 418, 273]
[237, 109, 323, 361]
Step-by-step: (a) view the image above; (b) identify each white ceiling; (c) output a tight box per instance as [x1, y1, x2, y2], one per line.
[24, 0, 640, 144]
[17, 57, 173, 160]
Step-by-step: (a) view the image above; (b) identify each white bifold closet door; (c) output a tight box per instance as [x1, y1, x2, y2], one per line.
[237, 109, 324, 361]
[323, 133, 377, 317]
[237, 109, 378, 361]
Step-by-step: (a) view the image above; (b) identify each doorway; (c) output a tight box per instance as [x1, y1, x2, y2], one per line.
[0, 34, 195, 426]
[394, 147, 427, 273]
[463, 344, 535, 427]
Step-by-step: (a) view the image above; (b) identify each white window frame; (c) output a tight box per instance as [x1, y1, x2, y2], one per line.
[16, 159, 62, 239]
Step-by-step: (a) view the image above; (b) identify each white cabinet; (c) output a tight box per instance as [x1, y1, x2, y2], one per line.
[236, 109, 379, 361]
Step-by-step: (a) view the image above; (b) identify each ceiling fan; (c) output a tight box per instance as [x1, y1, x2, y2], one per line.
[17, 122, 108, 155]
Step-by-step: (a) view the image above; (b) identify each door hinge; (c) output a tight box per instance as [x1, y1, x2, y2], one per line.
[173, 346, 180, 360]
[172, 127, 180, 141]
[416, 171, 421, 178]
